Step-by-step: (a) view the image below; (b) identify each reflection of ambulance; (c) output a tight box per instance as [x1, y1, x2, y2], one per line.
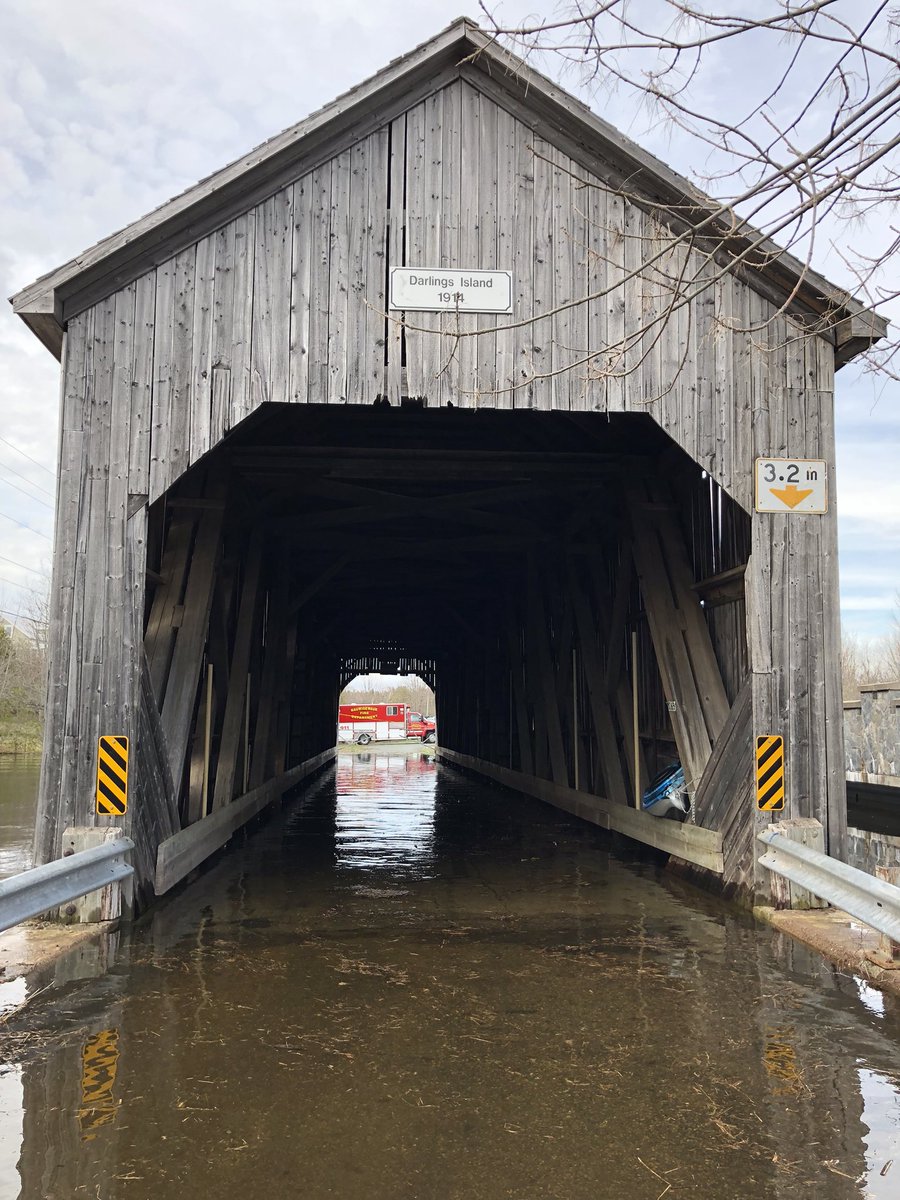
[337, 704, 436, 745]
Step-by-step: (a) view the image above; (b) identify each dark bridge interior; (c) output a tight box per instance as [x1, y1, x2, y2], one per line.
[143, 403, 751, 874]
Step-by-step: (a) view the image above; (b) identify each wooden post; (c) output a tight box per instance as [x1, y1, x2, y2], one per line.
[506, 605, 534, 776]
[272, 613, 300, 777]
[628, 482, 729, 793]
[602, 550, 648, 800]
[567, 562, 629, 807]
[160, 481, 227, 796]
[144, 510, 197, 702]
[201, 664, 214, 818]
[527, 561, 569, 787]
[632, 629, 641, 809]
[211, 539, 263, 810]
[572, 646, 580, 792]
[243, 673, 251, 792]
[250, 564, 291, 789]
[875, 866, 900, 962]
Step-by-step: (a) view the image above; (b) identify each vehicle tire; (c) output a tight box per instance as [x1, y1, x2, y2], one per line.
[357, 733, 372, 746]
[423, 731, 436, 744]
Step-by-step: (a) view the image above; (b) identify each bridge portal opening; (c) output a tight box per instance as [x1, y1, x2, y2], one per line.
[339, 673, 436, 746]
[137, 400, 752, 901]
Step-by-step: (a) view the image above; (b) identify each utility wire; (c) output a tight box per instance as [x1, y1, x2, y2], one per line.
[0, 554, 45, 577]
[0, 457, 55, 500]
[0, 574, 32, 590]
[0, 607, 33, 624]
[0, 435, 55, 479]
[0, 471, 53, 508]
[0, 511, 51, 539]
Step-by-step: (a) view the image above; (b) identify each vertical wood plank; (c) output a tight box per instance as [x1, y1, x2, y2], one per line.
[494, 105, 517, 408]
[437, 81, 463, 406]
[210, 221, 236, 444]
[621, 198, 642, 410]
[251, 188, 293, 409]
[605, 189, 627, 413]
[190, 232, 216, 465]
[475, 93, 499, 406]
[531, 135, 554, 411]
[457, 86, 480, 407]
[230, 210, 255, 428]
[366, 126, 391, 401]
[150, 246, 195, 502]
[347, 136, 370, 403]
[817, 385, 847, 858]
[289, 173, 313, 404]
[35, 326, 81, 862]
[385, 115, 406, 404]
[128, 272, 156, 495]
[327, 151, 351, 402]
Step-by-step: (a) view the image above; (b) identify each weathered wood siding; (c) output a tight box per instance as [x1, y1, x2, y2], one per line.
[51, 78, 835, 508]
[36, 74, 844, 889]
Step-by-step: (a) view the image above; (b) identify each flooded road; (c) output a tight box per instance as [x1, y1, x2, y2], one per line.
[3, 748, 900, 1198]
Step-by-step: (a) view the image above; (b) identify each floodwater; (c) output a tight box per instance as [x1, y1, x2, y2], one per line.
[2, 748, 900, 1199]
[0, 755, 38, 879]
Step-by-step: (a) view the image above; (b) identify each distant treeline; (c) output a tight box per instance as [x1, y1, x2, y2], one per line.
[340, 677, 435, 716]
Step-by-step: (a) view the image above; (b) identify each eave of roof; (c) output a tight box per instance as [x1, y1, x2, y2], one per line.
[9, 16, 888, 367]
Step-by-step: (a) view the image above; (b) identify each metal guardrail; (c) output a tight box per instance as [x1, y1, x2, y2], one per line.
[758, 828, 900, 943]
[0, 837, 134, 934]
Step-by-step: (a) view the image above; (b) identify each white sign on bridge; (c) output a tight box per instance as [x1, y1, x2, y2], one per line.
[390, 267, 513, 314]
[755, 458, 828, 513]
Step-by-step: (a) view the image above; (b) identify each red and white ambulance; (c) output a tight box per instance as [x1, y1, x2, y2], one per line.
[338, 703, 436, 745]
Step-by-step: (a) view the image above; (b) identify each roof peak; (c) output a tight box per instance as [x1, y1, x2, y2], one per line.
[9, 16, 885, 364]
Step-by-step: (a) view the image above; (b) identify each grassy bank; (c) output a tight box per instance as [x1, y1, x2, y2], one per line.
[0, 713, 43, 756]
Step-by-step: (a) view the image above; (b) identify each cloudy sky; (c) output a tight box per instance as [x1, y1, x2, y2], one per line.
[0, 0, 896, 642]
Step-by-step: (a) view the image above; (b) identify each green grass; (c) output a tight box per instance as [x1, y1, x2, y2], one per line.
[0, 712, 43, 756]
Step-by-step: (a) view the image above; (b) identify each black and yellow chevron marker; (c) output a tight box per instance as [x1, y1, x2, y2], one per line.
[756, 734, 785, 811]
[97, 735, 128, 816]
[79, 1027, 120, 1138]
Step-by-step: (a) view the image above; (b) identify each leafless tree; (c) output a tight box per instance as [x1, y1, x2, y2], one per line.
[841, 629, 878, 700]
[474, 0, 898, 381]
[341, 675, 436, 715]
[882, 594, 900, 680]
[0, 576, 50, 723]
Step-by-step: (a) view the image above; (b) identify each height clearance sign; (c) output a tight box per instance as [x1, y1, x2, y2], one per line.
[755, 458, 827, 513]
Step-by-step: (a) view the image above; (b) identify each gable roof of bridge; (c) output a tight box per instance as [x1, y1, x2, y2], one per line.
[10, 16, 887, 364]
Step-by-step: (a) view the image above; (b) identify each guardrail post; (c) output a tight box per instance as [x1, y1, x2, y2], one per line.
[873, 866, 900, 965]
[764, 818, 828, 910]
[61, 827, 131, 923]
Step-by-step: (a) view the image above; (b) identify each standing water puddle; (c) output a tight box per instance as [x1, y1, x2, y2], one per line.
[1, 747, 900, 1198]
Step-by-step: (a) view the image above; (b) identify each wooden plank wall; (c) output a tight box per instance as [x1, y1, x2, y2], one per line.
[50, 78, 836, 508]
[37, 74, 845, 890]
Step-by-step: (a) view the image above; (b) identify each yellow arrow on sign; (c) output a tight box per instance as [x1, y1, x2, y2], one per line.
[770, 483, 814, 509]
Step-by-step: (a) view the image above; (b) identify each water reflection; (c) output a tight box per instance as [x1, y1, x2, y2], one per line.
[860, 1068, 900, 1195]
[0, 755, 39, 879]
[2, 750, 900, 1199]
[0, 1065, 23, 1200]
[333, 750, 436, 873]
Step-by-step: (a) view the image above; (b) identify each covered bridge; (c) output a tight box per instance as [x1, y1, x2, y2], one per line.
[11, 18, 886, 906]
